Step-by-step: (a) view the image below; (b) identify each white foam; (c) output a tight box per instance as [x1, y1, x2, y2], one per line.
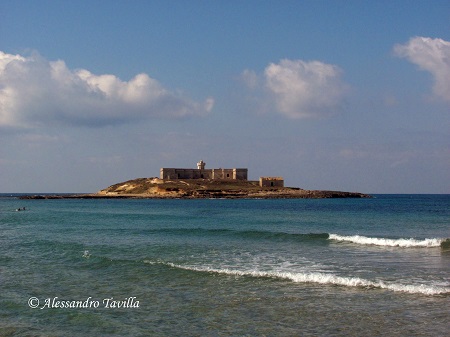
[82, 250, 90, 258]
[143, 261, 450, 295]
[329, 234, 444, 247]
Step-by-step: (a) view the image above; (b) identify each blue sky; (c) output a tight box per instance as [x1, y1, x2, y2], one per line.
[1, 0, 449, 193]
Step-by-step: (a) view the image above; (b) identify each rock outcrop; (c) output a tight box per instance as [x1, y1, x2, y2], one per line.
[20, 178, 371, 199]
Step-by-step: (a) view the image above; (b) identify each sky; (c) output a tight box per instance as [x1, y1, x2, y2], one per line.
[0, 0, 449, 194]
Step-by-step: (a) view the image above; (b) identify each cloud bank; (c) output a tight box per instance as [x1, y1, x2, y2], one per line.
[394, 37, 450, 103]
[0, 51, 214, 128]
[242, 59, 349, 119]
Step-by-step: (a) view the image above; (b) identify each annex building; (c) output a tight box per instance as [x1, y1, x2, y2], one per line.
[259, 176, 284, 188]
[160, 160, 248, 180]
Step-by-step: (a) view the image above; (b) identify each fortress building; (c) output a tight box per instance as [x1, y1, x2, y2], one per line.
[160, 160, 248, 180]
[259, 176, 284, 188]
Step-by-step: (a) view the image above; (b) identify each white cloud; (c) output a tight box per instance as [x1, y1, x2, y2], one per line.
[249, 59, 349, 119]
[0, 51, 214, 128]
[394, 37, 450, 103]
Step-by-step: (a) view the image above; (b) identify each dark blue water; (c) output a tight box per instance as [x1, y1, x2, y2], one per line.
[1, 195, 449, 336]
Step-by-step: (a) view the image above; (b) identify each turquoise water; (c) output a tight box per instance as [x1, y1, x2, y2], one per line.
[0, 195, 449, 336]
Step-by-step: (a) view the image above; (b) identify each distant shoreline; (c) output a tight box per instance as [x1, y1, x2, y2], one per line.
[19, 192, 371, 200]
[19, 178, 371, 200]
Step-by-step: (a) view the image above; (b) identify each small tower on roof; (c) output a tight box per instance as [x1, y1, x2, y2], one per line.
[197, 160, 206, 170]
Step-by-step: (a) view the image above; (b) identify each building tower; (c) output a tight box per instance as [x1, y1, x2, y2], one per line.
[197, 160, 206, 170]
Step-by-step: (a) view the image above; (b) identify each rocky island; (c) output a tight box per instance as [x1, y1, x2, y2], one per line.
[20, 161, 371, 199]
[20, 177, 370, 199]
[97, 177, 370, 199]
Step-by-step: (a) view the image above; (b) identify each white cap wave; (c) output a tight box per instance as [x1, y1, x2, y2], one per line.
[329, 234, 444, 247]
[143, 261, 450, 296]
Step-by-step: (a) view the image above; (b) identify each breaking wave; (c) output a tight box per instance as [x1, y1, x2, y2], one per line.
[143, 261, 450, 296]
[137, 228, 447, 248]
[329, 234, 445, 247]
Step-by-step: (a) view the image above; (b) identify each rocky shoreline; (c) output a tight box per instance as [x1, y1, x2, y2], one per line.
[20, 178, 371, 199]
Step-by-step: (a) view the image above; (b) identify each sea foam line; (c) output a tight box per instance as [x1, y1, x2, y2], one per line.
[328, 234, 444, 247]
[143, 261, 450, 295]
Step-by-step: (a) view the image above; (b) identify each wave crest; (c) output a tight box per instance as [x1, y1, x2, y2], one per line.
[329, 234, 444, 247]
[143, 261, 450, 295]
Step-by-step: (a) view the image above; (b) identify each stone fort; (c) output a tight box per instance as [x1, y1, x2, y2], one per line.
[160, 160, 284, 187]
[160, 160, 248, 180]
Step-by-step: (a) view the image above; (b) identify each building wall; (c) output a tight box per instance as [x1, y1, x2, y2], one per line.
[160, 168, 247, 180]
[259, 177, 284, 187]
[233, 169, 248, 180]
[212, 169, 234, 180]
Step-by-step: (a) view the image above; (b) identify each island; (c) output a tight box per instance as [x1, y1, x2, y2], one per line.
[20, 178, 370, 200]
[20, 161, 371, 199]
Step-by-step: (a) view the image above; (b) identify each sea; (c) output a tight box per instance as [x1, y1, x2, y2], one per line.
[0, 194, 449, 336]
